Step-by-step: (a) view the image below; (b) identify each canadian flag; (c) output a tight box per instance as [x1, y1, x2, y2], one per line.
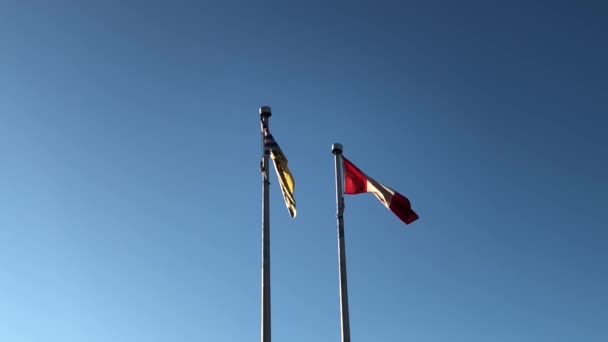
[343, 156, 419, 224]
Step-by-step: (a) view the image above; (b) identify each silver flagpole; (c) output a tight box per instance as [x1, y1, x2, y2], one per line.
[332, 143, 351, 342]
[260, 106, 272, 342]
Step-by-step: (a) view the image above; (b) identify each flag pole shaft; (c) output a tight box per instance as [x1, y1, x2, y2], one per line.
[260, 106, 272, 342]
[332, 143, 351, 342]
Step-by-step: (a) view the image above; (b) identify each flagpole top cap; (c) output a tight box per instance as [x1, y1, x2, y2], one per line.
[332, 143, 343, 154]
[259, 106, 272, 117]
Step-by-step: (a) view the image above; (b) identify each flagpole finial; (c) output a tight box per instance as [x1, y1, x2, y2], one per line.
[332, 143, 343, 154]
[259, 106, 272, 118]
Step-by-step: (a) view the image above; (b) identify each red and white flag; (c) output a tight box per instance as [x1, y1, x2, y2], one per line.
[343, 156, 419, 224]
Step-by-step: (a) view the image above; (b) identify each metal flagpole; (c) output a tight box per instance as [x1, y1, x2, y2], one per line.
[332, 143, 351, 342]
[260, 106, 272, 342]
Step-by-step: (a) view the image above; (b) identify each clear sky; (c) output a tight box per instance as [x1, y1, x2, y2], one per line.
[1, 1, 607, 341]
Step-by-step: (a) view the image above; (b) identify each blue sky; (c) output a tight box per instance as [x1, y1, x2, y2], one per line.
[1, 1, 607, 341]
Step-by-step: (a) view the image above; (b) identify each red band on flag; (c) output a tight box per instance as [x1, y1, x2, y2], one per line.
[343, 157, 368, 194]
[389, 192, 419, 224]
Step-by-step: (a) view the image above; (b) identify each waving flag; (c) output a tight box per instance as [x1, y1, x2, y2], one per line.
[264, 129, 296, 218]
[343, 156, 418, 224]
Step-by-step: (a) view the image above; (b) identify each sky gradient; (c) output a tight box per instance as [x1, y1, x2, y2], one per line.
[1, 1, 607, 341]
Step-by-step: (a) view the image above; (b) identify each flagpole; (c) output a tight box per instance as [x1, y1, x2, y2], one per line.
[332, 143, 351, 342]
[260, 106, 272, 342]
